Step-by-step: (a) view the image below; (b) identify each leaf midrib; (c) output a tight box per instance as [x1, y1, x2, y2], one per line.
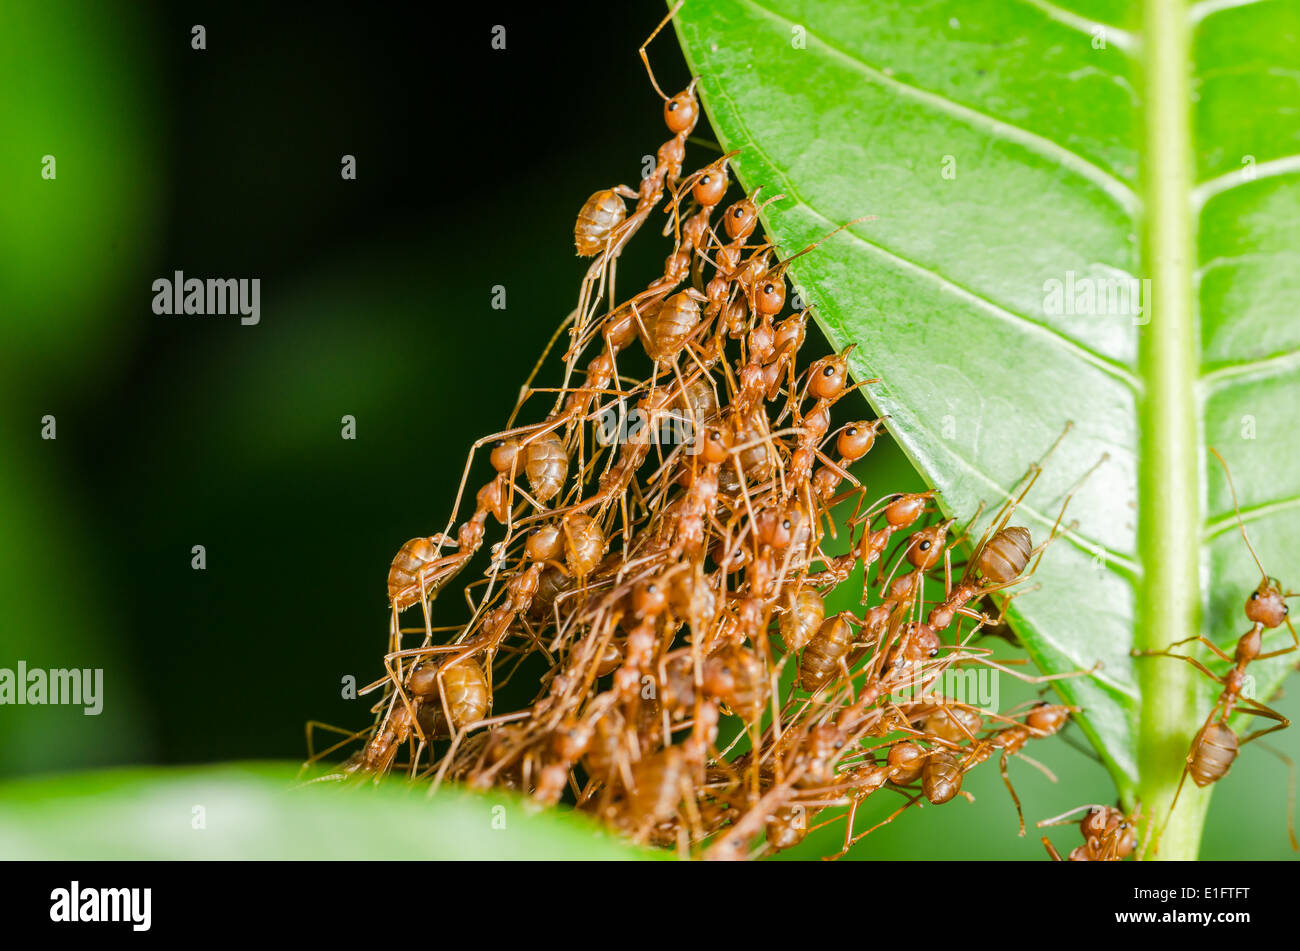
[1133, 0, 1208, 860]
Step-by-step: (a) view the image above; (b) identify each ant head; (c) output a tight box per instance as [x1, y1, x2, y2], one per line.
[711, 539, 750, 573]
[807, 349, 853, 401]
[632, 577, 668, 617]
[754, 271, 786, 319]
[489, 438, 520, 474]
[699, 425, 730, 465]
[551, 718, 593, 760]
[837, 419, 884, 463]
[755, 508, 795, 549]
[663, 84, 699, 135]
[884, 492, 931, 529]
[692, 160, 731, 207]
[701, 654, 736, 699]
[810, 723, 848, 754]
[525, 524, 564, 563]
[723, 197, 759, 240]
[1080, 806, 1110, 840]
[1245, 577, 1289, 629]
[905, 519, 954, 570]
[774, 309, 809, 346]
[1025, 702, 1070, 735]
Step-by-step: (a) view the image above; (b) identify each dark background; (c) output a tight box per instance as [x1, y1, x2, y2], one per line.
[3, 0, 1294, 859]
[6, 0, 702, 770]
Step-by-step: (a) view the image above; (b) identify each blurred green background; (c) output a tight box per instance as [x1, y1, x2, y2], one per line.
[1, 0, 1294, 859]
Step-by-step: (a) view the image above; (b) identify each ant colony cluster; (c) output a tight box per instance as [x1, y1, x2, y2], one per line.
[305, 7, 1293, 861]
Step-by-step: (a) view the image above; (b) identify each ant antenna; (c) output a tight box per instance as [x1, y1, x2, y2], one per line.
[640, 1, 685, 101]
[775, 216, 876, 269]
[1209, 447, 1268, 583]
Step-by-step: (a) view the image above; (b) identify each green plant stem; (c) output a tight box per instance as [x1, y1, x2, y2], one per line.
[1135, 0, 1210, 860]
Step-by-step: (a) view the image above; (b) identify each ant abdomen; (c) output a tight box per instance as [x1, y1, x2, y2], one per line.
[703, 644, 768, 721]
[1189, 722, 1238, 787]
[628, 747, 688, 831]
[644, 291, 700, 361]
[780, 587, 825, 651]
[976, 526, 1033, 585]
[799, 614, 854, 692]
[922, 751, 962, 804]
[525, 432, 569, 503]
[884, 493, 929, 528]
[528, 565, 572, 619]
[563, 513, 606, 579]
[388, 536, 443, 611]
[575, 189, 628, 256]
[414, 658, 490, 738]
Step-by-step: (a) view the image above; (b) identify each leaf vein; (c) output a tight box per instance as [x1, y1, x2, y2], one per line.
[1189, 0, 1276, 26]
[1198, 347, 1300, 389]
[1191, 154, 1300, 211]
[741, 0, 1142, 215]
[1016, 0, 1138, 54]
[1203, 492, 1300, 539]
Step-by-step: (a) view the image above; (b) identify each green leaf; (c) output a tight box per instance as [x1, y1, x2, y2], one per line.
[0, 763, 653, 860]
[672, 0, 1300, 858]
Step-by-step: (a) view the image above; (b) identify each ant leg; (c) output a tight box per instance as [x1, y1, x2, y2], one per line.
[1135, 633, 1234, 664]
[1129, 648, 1223, 684]
[1014, 751, 1058, 783]
[1037, 803, 1105, 828]
[1236, 697, 1291, 745]
[302, 721, 368, 771]
[950, 648, 1100, 686]
[509, 308, 578, 427]
[832, 797, 864, 859]
[998, 750, 1026, 836]
[839, 791, 924, 854]
[1042, 836, 1065, 861]
[1256, 641, 1299, 661]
